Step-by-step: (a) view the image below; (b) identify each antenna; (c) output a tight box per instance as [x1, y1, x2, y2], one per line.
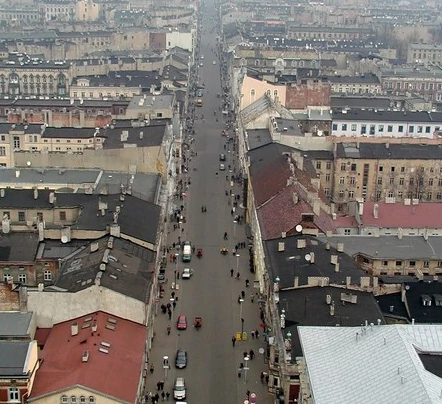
[305, 253, 311, 262]
[295, 224, 303, 233]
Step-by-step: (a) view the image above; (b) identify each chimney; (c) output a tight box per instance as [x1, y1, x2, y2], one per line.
[15, 169, 20, 178]
[292, 192, 299, 205]
[71, 323, 79, 336]
[313, 199, 321, 216]
[33, 188, 38, 200]
[0, 189, 4, 198]
[373, 203, 379, 219]
[334, 263, 340, 272]
[49, 192, 55, 204]
[358, 201, 364, 216]
[82, 350, 89, 362]
[423, 228, 429, 241]
[337, 243, 344, 252]
[385, 143, 389, 149]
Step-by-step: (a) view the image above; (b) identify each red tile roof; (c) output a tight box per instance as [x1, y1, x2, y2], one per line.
[362, 202, 442, 229]
[30, 311, 146, 404]
[34, 328, 51, 347]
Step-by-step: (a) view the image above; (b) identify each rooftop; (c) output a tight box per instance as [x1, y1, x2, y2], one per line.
[331, 96, 393, 110]
[298, 324, 442, 404]
[0, 232, 39, 262]
[0, 312, 34, 339]
[264, 234, 367, 289]
[361, 202, 442, 229]
[325, 74, 380, 85]
[336, 142, 442, 160]
[30, 311, 146, 403]
[52, 237, 154, 302]
[403, 282, 442, 324]
[321, 235, 442, 261]
[0, 341, 36, 377]
[246, 129, 272, 150]
[127, 94, 174, 111]
[332, 109, 442, 123]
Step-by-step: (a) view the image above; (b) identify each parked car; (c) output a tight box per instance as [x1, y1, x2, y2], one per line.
[158, 268, 166, 283]
[219, 163, 226, 171]
[175, 349, 188, 369]
[182, 268, 194, 279]
[177, 315, 187, 330]
[173, 377, 186, 400]
[219, 153, 226, 161]
[213, 60, 216, 64]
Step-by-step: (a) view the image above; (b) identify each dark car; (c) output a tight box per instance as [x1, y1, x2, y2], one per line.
[158, 268, 166, 283]
[175, 348, 188, 369]
[219, 153, 226, 161]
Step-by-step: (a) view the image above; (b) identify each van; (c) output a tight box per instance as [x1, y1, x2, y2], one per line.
[182, 243, 191, 262]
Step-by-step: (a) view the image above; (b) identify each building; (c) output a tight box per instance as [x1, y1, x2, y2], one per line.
[0, 312, 36, 340]
[331, 110, 442, 138]
[26, 237, 155, 327]
[332, 142, 442, 206]
[325, 74, 381, 95]
[29, 311, 147, 404]
[407, 43, 442, 65]
[297, 325, 442, 404]
[323, 235, 442, 278]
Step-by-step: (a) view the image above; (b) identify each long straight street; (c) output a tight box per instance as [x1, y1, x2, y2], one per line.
[143, 1, 271, 403]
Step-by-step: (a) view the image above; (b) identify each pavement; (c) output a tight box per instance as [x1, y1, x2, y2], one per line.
[141, 2, 272, 404]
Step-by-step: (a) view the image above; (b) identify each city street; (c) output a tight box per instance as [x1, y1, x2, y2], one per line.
[143, 1, 271, 404]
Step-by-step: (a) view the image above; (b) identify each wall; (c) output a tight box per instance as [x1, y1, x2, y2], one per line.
[26, 285, 146, 327]
[31, 386, 120, 404]
[286, 81, 331, 109]
[240, 75, 286, 110]
[165, 31, 193, 52]
[0, 283, 20, 310]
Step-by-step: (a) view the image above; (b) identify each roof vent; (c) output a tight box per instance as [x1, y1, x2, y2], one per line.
[82, 350, 89, 362]
[71, 323, 79, 336]
[278, 242, 285, 252]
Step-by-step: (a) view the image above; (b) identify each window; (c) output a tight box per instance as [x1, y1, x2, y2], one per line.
[398, 125, 404, 133]
[426, 126, 431, 133]
[349, 176, 355, 185]
[18, 274, 26, 283]
[18, 211, 25, 222]
[409, 261, 416, 267]
[390, 177, 394, 185]
[429, 178, 434, 186]
[9, 388, 19, 402]
[250, 89, 255, 97]
[350, 163, 356, 171]
[379, 166, 383, 172]
[37, 212, 43, 221]
[409, 125, 414, 133]
[418, 126, 423, 133]
[388, 191, 394, 198]
[332, 123, 338, 131]
[0, 146, 5, 156]
[13, 136, 20, 149]
[339, 177, 345, 185]
[382, 261, 388, 266]
[44, 270, 52, 281]
[59, 211, 66, 221]
[351, 124, 357, 131]
[339, 190, 344, 198]
[377, 177, 382, 185]
[396, 261, 402, 266]
[326, 161, 331, 170]
[89, 397, 95, 404]
[376, 191, 381, 200]
[344, 229, 351, 235]
[80, 397, 86, 404]
[437, 192, 442, 200]
[379, 124, 384, 132]
[427, 192, 432, 200]
[348, 190, 354, 198]
[316, 161, 321, 169]
[340, 163, 346, 171]
[61, 396, 68, 403]
[342, 123, 347, 131]
[71, 397, 77, 404]
[401, 167, 405, 173]
[398, 191, 403, 199]
[387, 125, 393, 133]
[324, 188, 330, 196]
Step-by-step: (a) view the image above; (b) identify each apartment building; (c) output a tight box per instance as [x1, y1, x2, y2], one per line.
[332, 142, 442, 208]
[407, 43, 442, 65]
[286, 26, 374, 41]
[331, 110, 442, 138]
[325, 74, 381, 96]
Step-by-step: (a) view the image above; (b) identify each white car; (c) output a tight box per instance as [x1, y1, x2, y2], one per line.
[212, 60, 216, 65]
[182, 268, 194, 279]
[173, 377, 186, 400]
[200, 55, 204, 59]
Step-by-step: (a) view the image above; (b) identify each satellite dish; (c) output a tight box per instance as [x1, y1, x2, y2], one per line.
[26, 161, 31, 166]
[296, 224, 303, 233]
[61, 235, 68, 244]
[305, 254, 311, 262]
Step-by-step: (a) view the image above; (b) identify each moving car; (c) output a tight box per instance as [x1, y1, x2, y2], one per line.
[177, 315, 187, 330]
[200, 55, 204, 59]
[213, 60, 216, 65]
[175, 349, 188, 369]
[199, 62, 203, 67]
[173, 377, 186, 400]
[219, 163, 226, 171]
[182, 242, 192, 262]
[182, 268, 194, 279]
[219, 153, 226, 161]
[158, 268, 166, 283]
[197, 89, 203, 97]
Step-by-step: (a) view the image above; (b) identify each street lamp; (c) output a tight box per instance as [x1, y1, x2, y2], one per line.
[239, 298, 245, 339]
[233, 219, 237, 237]
[280, 308, 286, 329]
[243, 356, 250, 383]
[236, 253, 240, 273]
[163, 355, 169, 380]
[174, 253, 179, 289]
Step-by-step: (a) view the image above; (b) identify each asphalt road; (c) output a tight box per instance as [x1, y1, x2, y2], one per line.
[144, 3, 270, 403]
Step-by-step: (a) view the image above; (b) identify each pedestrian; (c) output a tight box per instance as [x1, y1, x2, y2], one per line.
[150, 364, 154, 373]
[255, 329, 259, 338]
[154, 393, 159, 403]
[260, 372, 265, 384]
[251, 293, 254, 303]
[167, 325, 171, 335]
[168, 311, 171, 320]
[251, 330, 255, 339]
[172, 301, 176, 309]
[265, 374, 269, 385]
[245, 279, 249, 287]
[230, 268, 234, 277]
[232, 336, 236, 347]
[246, 390, 250, 399]
[161, 391, 165, 401]
[157, 381, 161, 391]
[249, 349, 255, 359]
[243, 351, 248, 359]
[165, 392, 170, 401]
[241, 290, 245, 299]
[238, 295, 242, 304]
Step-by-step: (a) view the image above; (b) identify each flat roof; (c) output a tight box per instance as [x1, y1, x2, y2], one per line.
[30, 311, 146, 403]
[321, 235, 442, 260]
[0, 341, 34, 376]
[0, 232, 39, 262]
[333, 109, 442, 123]
[0, 312, 34, 338]
[299, 324, 442, 404]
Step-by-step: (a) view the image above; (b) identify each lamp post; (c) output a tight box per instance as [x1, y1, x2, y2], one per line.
[239, 298, 244, 339]
[243, 356, 250, 383]
[233, 218, 237, 237]
[170, 297, 175, 324]
[280, 308, 286, 329]
[236, 253, 240, 274]
[163, 355, 169, 380]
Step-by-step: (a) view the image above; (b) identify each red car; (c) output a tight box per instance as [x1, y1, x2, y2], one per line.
[177, 315, 187, 330]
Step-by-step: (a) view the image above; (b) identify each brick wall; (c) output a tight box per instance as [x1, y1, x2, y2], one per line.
[0, 283, 20, 311]
[286, 80, 331, 109]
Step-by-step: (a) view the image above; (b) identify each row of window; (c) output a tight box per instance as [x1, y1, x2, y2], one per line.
[3, 210, 66, 221]
[252, 59, 317, 68]
[250, 89, 279, 97]
[384, 81, 442, 91]
[332, 123, 438, 134]
[336, 189, 442, 201]
[376, 177, 442, 187]
[61, 395, 95, 404]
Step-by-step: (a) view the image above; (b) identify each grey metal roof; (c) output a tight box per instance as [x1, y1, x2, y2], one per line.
[0, 232, 39, 262]
[0, 312, 33, 338]
[336, 142, 442, 160]
[0, 341, 32, 376]
[320, 235, 442, 260]
[331, 96, 392, 110]
[332, 109, 442, 123]
[246, 129, 272, 150]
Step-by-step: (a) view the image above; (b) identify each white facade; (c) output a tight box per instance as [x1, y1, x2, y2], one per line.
[165, 31, 194, 52]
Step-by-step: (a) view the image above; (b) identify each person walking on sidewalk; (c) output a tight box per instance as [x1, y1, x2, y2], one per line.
[232, 336, 236, 347]
[167, 325, 171, 335]
[230, 268, 234, 277]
